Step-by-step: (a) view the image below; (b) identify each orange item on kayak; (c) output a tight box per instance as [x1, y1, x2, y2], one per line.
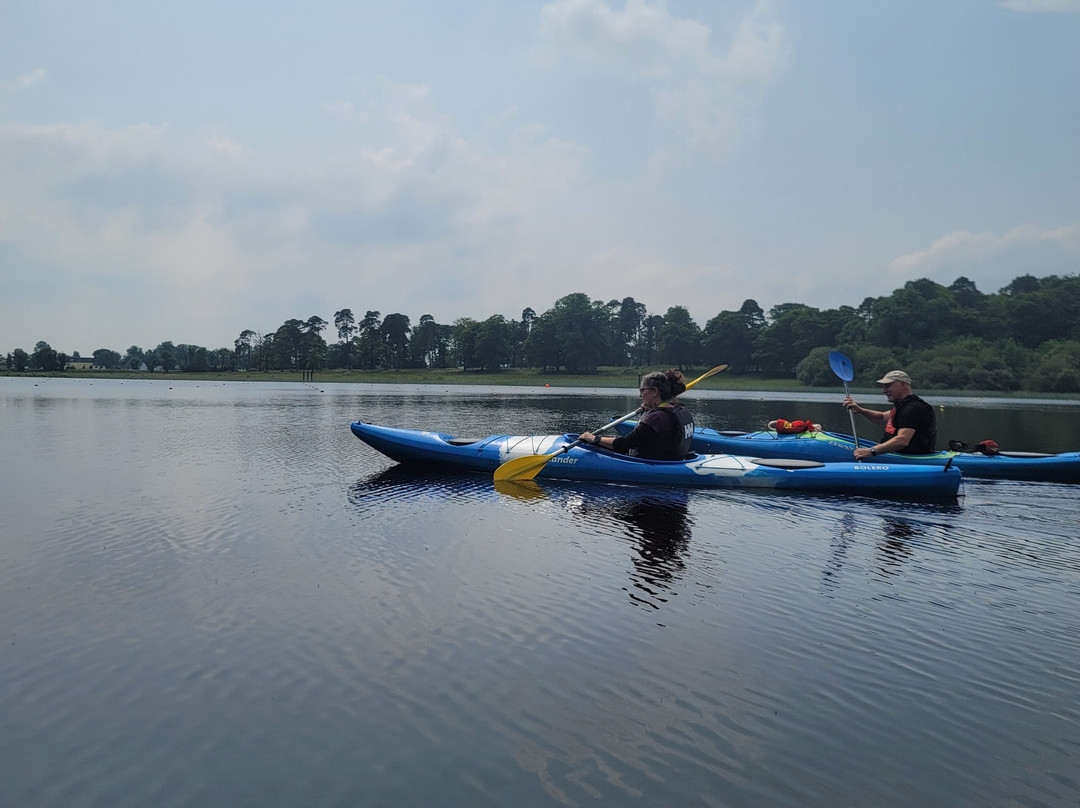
[769, 419, 820, 434]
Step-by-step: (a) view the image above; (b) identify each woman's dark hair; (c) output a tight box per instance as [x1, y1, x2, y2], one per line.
[640, 369, 687, 402]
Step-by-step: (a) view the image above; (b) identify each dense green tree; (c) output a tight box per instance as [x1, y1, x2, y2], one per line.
[271, 321, 304, 370]
[794, 347, 838, 386]
[212, 348, 234, 371]
[523, 315, 560, 370]
[256, 334, 274, 371]
[702, 299, 765, 372]
[452, 318, 479, 370]
[702, 311, 747, 371]
[868, 279, 959, 348]
[509, 309, 535, 368]
[474, 315, 512, 371]
[11, 348, 29, 372]
[153, 341, 176, 373]
[357, 311, 383, 369]
[1001, 275, 1080, 348]
[1002, 274, 1041, 296]
[640, 314, 664, 365]
[410, 314, 444, 368]
[301, 316, 328, 369]
[949, 276, 983, 309]
[547, 293, 606, 372]
[658, 306, 700, 369]
[235, 330, 257, 370]
[31, 341, 59, 371]
[615, 297, 647, 366]
[178, 345, 207, 373]
[1026, 340, 1080, 392]
[755, 304, 826, 375]
[380, 313, 411, 369]
[334, 309, 356, 369]
[123, 345, 144, 370]
[909, 338, 1027, 391]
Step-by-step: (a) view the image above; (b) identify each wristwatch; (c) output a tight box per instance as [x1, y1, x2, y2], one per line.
[870, 448, 877, 456]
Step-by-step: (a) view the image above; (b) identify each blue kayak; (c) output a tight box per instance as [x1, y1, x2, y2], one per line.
[350, 421, 962, 499]
[613, 422, 1080, 483]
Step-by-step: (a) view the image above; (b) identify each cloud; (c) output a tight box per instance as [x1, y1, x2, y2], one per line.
[203, 133, 250, 162]
[999, 0, 1080, 11]
[536, 0, 788, 166]
[537, 0, 713, 78]
[888, 224, 1080, 293]
[0, 69, 46, 95]
[0, 77, 595, 348]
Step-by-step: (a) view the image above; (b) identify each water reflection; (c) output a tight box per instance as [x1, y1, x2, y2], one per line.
[877, 518, 919, 569]
[561, 488, 694, 610]
[352, 465, 696, 611]
[872, 501, 962, 572]
[348, 464, 499, 505]
[493, 479, 549, 501]
[619, 494, 693, 610]
[822, 512, 858, 592]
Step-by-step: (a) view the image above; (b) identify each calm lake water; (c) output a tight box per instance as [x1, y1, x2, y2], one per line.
[2, 377, 1079, 808]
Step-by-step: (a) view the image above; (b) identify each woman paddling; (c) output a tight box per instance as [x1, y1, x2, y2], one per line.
[580, 369, 694, 460]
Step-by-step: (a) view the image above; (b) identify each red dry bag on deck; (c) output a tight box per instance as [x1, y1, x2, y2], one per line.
[769, 419, 819, 434]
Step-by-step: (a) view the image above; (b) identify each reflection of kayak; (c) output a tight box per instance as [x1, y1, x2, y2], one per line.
[350, 422, 962, 499]
[613, 422, 1080, 483]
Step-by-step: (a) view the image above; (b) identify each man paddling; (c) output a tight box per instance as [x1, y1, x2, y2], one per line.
[843, 370, 937, 459]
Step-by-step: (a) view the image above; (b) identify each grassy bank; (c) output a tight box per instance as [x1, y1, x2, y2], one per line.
[5, 366, 802, 391]
[4, 367, 1078, 399]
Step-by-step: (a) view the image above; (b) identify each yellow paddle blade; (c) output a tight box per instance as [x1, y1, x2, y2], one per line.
[493, 449, 568, 482]
[687, 363, 728, 388]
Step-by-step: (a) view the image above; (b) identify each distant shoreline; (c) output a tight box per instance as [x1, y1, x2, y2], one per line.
[2, 366, 712, 389]
[4, 368, 1080, 400]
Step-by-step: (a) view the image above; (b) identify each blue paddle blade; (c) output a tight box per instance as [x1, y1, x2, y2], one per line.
[829, 350, 854, 382]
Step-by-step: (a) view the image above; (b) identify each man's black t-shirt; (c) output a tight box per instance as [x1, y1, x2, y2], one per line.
[883, 394, 937, 454]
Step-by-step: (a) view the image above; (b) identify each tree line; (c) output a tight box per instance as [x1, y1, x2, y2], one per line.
[6, 273, 1080, 392]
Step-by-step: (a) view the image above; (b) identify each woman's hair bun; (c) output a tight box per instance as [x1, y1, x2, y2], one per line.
[665, 369, 687, 397]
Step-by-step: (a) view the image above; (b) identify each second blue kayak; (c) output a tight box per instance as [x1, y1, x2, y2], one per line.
[613, 422, 1080, 482]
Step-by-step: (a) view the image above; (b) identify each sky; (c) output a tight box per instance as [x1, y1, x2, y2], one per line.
[2, 0, 1078, 354]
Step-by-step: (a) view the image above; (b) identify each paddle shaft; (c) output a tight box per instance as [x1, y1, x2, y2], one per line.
[546, 407, 643, 460]
[842, 379, 861, 448]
